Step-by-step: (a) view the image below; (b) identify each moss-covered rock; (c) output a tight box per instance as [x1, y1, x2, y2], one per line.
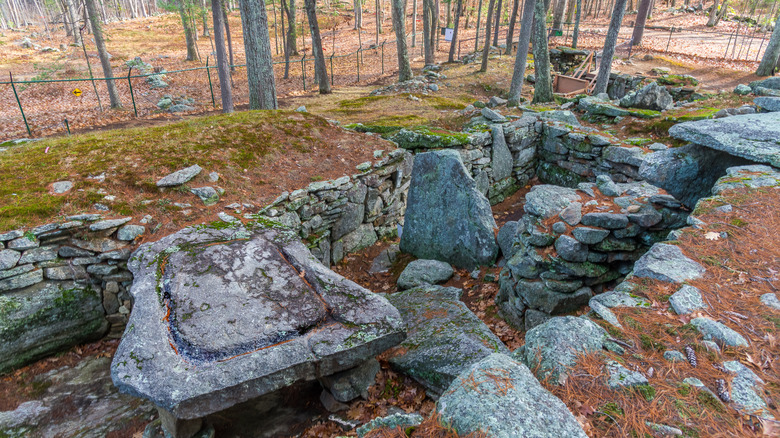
[389, 127, 471, 150]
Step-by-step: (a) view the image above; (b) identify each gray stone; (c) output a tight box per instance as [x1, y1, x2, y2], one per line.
[339, 223, 378, 254]
[606, 360, 648, 389]
[691, 317, 748, 347]
[0, 249, 21, 270]
[156, 164, 203, 187]
[663, 350, 686, 362]
[8, 236, 39, 250]
[117, 225, 146, 241]
[0, 281, 108, 374]
[580, 213, 629, 229]
[487, 96, 507, 107]
[112, 225, 405, 419]
[734, 84, 752, 95]
[554, 235, 588, 263]
[0, 264, 35, 280]
[190, 187, 219, 206]
[437, 353, 588, 438]
[520, 316, 607, 384]
[481, 107, 507, 122]
[295, 105, 307, 112]
[572, 227, 610, 245]
[397, 259, 454, 290]
[579, 95, 631, 117]
[356, 413, 424, 438]
[332, 202, 365, 241]
[524, 309, 551, 331]
[633, 243, 705, 283]
[589, 300, 622, 328]
[86, 264, 118, 276]
[668, 112, 780, 167]
[52, 181, 74, 194]
[760, 293, 780, 310]
[0, 230, 24, 241]
[591, 290, 650, 308]
[619, 82, 674, 111]
[491, 125, 513, 181]
[712, 165, 780, 194]
[44, 265, 89, 280]
[89, 217, 132, 231]
[497, 221, 521, 258]
[754, 96, 780, 112]
[387, 285, 509, 395]
[400, 150, 498, 270]
[368, 244, 400, 274]
[0, 269, 43, 292]
[669, 285, 707, 314]
[596, 174, 622, 197]
[321, 359, 380, 402]
[524, 185, 582, 219]
[552, 221, 567, 234]
[603, 146, 647, 167]
[537, 110, 581, 126]
[559, 202, 582, 226]
[722, 361, 774, 419]
[18, 246, 57, 265]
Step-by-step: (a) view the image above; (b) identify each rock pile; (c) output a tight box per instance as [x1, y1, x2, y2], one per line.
[496, 177, 688, 329]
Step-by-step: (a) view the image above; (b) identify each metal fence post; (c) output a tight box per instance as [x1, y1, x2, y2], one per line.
[301, 56, 306, 91]
[666, 27, 674, 53]
[206, 57, 216, 108]
[64, 118, 71, 135]
[127, 66, 138, 117]
[9, 73, 31, 137]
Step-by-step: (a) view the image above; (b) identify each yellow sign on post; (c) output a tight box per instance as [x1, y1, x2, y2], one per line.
[72, 88, 82, 97]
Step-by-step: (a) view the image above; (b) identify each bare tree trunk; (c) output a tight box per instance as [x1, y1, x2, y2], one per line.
[448, 0, 462, 60]
[474, 0, 482, 49]
[572, 0, 581, 46]
[304, 0, 330, 92]
[354, 0, 362, 28]
[65, 0, 82, 44]
[531, 0, 553, 102]
[285, 0, 298, 54]
[631, 0, 650, 44]
[492, 0, 501, 45]
[504, 0, 519, 53]
[211, 0, 233, 111]
[392, 0, 413, 78]
[412, 0, 418, 46]
[593, 0, 627, 94]
[480, 0, 495, 71]
[757, 14, 780, 76]
[508, 0, 535, 103]
[375, 0, 380, 43]
[85, 0, 121, 108]
[282, 0, 291, 77]
[423, 0, 435, 63]
[552, 0, 567, 31]
[239, 0, 278, 109]
[176, 0, 199, 60]
[706, 0, 718, 26]
[222, 1, 235, 71]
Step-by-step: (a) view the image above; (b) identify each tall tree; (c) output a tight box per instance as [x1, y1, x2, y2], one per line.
[285, 0, 298, 54]
[593, 0, 627, 94]
[508, 0, 536, 104]
[412, 0, 417, 46]
[706, 0, 718, 26]
[391, 0, 413, 79]
[757, 14, 780, 76]
[504, 0, 519, 54]
[423, 0, 435, 64]
[631, 0, 650, 45]
[176, 0, 200, 60]
[480, 0, 495, 71]
[64, 0, 82, 45]
[572, 0, 581, 47]
[84, 0, 121, 108]
[239, 0, 278, 109]
[304, 0, 331, 92]
[354, 0, 362, 28]
[492, 0, 501, 45]
[448, 0, 462, 61]
[222, 0, 235, 71]
[474, 0, 483, 50]
[211, 0, 233, 111]
[552, 0, 567, 32]
[531, 0, 553, 102]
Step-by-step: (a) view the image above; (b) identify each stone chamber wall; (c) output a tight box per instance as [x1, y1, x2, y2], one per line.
[0, 113, 668, 374]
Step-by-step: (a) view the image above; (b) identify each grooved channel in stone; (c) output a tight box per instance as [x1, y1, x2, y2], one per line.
[160, 238, 328, 362]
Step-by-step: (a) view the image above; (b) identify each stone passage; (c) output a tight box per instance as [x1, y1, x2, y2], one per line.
[111, 224, 405, 429]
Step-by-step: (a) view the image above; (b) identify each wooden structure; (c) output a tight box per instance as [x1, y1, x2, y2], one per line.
[553, 51, 598, 97]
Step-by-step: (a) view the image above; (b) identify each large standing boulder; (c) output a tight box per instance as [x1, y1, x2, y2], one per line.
[437, 353, 588, 438]
[386, 285, 509, 395]
[400, 150, 498, 270]
[0, 281, 108, 375]
[668, 112, 780, 168]
[619, 82, 674, 111]
[112, 224, 405, 424]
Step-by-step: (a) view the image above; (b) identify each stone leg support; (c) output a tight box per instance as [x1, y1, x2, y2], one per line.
[157, 407, 203, 438]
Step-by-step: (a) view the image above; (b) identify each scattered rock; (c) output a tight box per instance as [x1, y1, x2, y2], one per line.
[321, 359, 380, 403]
[632, 243, 705, 283]
[734, 84, 752, 95]
[722, 361, 774, 419]
[117, 225, 145, 241]
[760, 293, 780, 310]
[437, 353, 588, 438]
[156, 164, 202, 187]
[487, 96, 507, 107]
[51, 181, 73, 194]
[480, 107, 507, 123]
[691, 317, 748, 347]
[754, 96, 780, 112]
[295, 106, 307, 112]
[663, 350, 686, 362]
[524, 185, 582, 219]
[619, 82, 674, 111]
[356, 413, 424, 438]
[368, 244, 400, 274]
[669, 284, 707, 314]
[397, 259, 454, 290]
[386, 285, 509, 395]
[606, 361, 649, 389]
[190, 186, 220, 206]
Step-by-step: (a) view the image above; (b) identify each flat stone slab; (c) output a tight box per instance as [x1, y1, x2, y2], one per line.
[112, 224, 405, 420]
[632, 243, 705, 283]
[668, 112, 780, 167]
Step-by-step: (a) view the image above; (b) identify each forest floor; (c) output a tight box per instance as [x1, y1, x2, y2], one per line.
[0, 3, 772, 140]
